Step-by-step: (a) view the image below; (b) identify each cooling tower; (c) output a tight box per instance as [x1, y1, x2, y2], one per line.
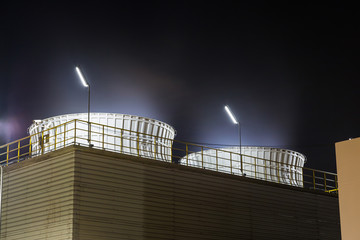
[28, 113, 176, 162]
[180, 146, 306, 187]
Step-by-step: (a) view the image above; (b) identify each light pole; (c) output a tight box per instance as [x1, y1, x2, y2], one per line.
[224, 105, 243, 175]
[75, 66, 92, 147]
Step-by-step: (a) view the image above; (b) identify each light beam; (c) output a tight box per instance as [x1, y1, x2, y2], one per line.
[75, 66, 89, 87]
[225, 105, 238, 125]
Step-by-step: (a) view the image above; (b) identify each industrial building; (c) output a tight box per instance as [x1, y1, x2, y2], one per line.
[0, 113, 340, 239]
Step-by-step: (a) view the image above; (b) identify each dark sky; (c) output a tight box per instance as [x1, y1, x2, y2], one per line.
[1, 1, 359, 172]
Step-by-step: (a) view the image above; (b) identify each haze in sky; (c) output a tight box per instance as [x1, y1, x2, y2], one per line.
[1, 2, 359, 172]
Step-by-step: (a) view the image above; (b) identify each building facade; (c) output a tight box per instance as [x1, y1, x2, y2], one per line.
[0, 145, 340, 239]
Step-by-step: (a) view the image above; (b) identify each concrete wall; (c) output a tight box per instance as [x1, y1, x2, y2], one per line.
[336, 137, 360, 240]
[1, 146, 340, 239]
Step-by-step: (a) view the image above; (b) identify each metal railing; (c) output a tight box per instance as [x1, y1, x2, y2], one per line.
[303, 168, 338, 193]
[0, 119, 338, 194]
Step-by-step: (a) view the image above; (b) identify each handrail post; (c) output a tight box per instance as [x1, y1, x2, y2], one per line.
[154, 137, 157, 160]
[186, 144, 188, 166]
[241, 154, 243, 176]
[170, 138, 173, 163]
[102, 125, 105, 149]
[216, 149, 218, 171]
[54, 127, 57, 150]
[29, 136, 32, 157]
[302, 168, 304, 188]
[312, 170, 316, 190]
[264, 158, 268, 181]
[230, 152, 232, 174]
[74, 120, 77, 145]
[41, 131, 44, 155]
[120, 130, 123, 153]
[324, 173, 327, 192]
[6, 145, 9, 165]
[63, 124, 66, 148]
[201, 146, 204, 168]
[277, 161, 280, 183]
[137, 132, 140, 156]
[17, 141, 20, 161]
[254, 157, 257, 179]
[288, 161, 294, 186]
[335, 175, 338, 190]
[88, 122, 92, 146]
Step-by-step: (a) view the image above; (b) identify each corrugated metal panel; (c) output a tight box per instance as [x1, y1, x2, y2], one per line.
[73, 147, 340, 240]
[0, 150, 75, 240]
[0, 146, 340, 239]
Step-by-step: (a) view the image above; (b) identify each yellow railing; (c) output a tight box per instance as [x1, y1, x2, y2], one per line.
[303, 168, 338, 193]
[0, 119, 338, 194]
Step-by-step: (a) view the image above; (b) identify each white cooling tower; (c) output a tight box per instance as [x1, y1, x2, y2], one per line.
[28, 113, 176, 162]
[180, 146, 306, 187]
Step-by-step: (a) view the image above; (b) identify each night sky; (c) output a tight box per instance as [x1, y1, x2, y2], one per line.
[1, 2, 359, 172]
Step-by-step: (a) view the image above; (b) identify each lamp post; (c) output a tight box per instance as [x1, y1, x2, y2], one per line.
[224, 105, 243, 175]
[75, 66, 92, 147]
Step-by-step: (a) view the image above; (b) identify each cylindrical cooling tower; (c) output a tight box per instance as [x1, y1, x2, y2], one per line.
[28, 113, 176, 162]
[180, 146, 306, 187]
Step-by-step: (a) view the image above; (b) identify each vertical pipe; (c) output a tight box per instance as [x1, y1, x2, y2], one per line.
[324, 173, 327, 191]
[230, 152, 233, 174]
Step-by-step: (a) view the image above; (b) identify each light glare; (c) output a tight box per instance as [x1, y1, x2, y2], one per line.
[225, 105, 238, 125]
[75, 66, 89, 87]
